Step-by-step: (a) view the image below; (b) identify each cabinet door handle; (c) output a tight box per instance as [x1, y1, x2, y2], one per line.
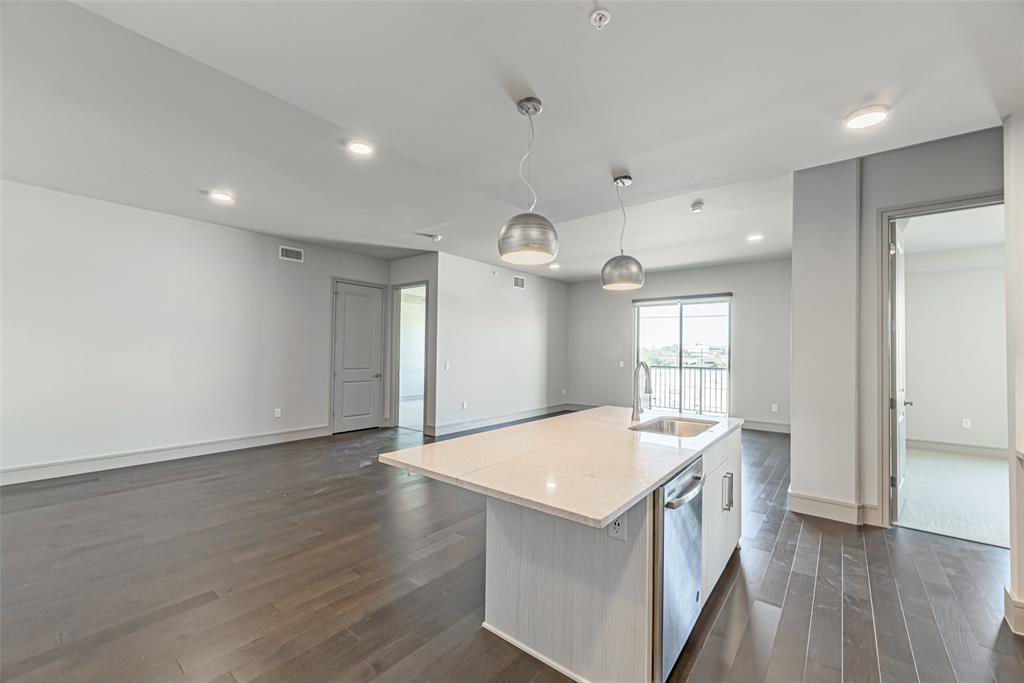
[722, 472, 734, 511]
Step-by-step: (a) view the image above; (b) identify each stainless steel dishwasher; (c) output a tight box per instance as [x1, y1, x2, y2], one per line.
[652, 457, 704, 682]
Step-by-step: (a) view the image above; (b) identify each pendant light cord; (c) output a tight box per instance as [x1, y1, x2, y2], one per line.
[616, 183, 627, 255]
[519, 114, 538, 212]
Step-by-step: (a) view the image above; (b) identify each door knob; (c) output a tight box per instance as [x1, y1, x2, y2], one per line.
[373, 373, 382, 378]
[903, 400, 913, 407]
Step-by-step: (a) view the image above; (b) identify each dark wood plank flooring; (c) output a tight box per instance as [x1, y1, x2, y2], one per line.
[2, 422, 1021, 682]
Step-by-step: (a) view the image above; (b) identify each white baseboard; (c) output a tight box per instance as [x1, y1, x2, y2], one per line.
[788, 488, 862, 525]
[0, 425, 330, 485]
[432, 404, 578, 437]
[481, 622, 591, 683]
[1006, 587, 1024, 635]
[741, 420, 791, 434]
[907, 438, 1008, 459]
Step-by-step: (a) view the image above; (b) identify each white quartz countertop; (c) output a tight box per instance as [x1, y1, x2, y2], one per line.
[378, 406, 743, 528]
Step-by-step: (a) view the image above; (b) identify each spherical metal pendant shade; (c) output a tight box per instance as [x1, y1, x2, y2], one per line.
[601, 253, 645, 291]
[498, 212, 559, 265]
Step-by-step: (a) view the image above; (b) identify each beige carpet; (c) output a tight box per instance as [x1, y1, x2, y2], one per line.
[897, 448, 1009, 547]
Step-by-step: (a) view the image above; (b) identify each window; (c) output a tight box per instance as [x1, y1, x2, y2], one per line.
[635, 296, 731, 415]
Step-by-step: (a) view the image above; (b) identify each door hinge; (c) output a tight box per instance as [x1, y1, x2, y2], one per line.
[889, 397, 897, 410]
[889, 242, 897, 256]
[890, 475, 897, 488]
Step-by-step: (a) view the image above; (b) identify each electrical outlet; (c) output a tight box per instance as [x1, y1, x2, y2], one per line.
[770, 403, 779, 413]
[274, 408, 281, 418]
[561, 387, 567, 396]
[618, 360, 625, 368]
[444, 361, 451, 371]
[608, 514, 628, 541]
[962, 418, 973, 429]
[462, 401, 468, 410]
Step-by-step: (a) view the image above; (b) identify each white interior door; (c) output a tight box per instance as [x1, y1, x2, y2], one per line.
[890, 222, 909, 521]
[333, 282, 384, 433]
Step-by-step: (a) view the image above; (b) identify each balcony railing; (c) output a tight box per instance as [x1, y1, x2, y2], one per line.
[648, 365, 728, 416]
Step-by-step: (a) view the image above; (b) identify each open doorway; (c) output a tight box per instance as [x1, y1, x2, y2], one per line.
[888, 201, 1008, 546]
[394, 284, 427, 431]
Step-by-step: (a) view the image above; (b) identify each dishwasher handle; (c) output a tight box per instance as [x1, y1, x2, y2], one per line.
[665, 475, 703, 509]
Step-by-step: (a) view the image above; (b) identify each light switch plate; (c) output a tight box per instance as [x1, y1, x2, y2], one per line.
[962, 418, 973, 429]
[770, 403, 779, 413]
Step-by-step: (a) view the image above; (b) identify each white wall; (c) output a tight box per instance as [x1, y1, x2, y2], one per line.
[566, 258, 792, 431]
[1003, 113, 1024, 633]
[789, 127, 1005, 524]
[1, 180, 389, 481]
[905, 246, 1007, 450]
[434, 252, 569, 433]
[398, 289, 426, 398]
[790, 159, 862, 522]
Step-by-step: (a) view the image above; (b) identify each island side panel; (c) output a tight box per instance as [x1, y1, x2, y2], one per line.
[484, 495, 653, 683]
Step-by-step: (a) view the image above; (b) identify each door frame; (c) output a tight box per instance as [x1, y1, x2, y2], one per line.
[329, 277, 387, 434]
[389, 280, 430, 432]
[632, 293, 733, 416]
[879, 193, 1004, 527]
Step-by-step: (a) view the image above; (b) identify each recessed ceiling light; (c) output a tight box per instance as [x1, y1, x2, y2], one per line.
[844, 104, 889, 129]
[207, 190, 235, 205]
[549, 263, 561, 270]
[747, 233, 764, 242]
[690, 200, 705, 213]
[346, 140, 374, 156]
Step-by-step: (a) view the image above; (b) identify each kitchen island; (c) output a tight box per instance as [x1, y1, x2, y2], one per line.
[379, 406, 743, 683]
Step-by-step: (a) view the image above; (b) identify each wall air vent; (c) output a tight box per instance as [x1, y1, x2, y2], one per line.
[279, 245, 304, 263]
[512, 275, 526, 290]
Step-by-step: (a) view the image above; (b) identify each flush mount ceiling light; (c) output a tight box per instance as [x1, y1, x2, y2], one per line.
[747, 233, 764, 242]
[844, 104, 889, 129]
[690, 199, 705, 213]
[346, 140, 374, 156]
[207, 189, 235, 205]
[601, 175, 645, 291]
[497, 97, 559, 265]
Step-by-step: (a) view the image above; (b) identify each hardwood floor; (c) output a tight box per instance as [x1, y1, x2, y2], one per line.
[2, 422, 1021, 682]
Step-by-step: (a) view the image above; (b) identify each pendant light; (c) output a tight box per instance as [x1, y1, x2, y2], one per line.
[601, 175, 645, 291]
[497, 97, 559, 265]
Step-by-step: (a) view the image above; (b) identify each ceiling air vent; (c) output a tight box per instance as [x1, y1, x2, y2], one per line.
[279, 245, 304, 263]
[512, 275, 526, 290]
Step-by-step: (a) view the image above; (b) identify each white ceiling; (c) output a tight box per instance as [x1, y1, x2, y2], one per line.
[903, 203, 1005, 254]
[3, 1, 1021, 280]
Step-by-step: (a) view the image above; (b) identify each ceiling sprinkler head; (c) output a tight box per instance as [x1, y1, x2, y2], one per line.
[590, 9, 611, 30]
[690, 200, 705, 213]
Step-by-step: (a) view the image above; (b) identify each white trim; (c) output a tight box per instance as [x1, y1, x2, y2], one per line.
[788, 488, 862, 525]
[880, 194, 1006, 527]
[1006, 586, 1024, 635]
[0, 425, 329, 485]
[481, 621, 592, 683]
[432, 404, 577, 437]
[906, 438, 1008, 459]
[741, 420, 791, 434]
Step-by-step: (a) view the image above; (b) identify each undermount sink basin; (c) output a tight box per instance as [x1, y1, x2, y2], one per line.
[630, 416, 716, 437]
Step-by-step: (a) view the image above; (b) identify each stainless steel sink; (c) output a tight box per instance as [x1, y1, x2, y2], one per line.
[630, 416, 716, 437]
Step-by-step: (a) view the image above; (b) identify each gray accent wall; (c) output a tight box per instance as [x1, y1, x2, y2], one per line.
[566, 258, 792, 431]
